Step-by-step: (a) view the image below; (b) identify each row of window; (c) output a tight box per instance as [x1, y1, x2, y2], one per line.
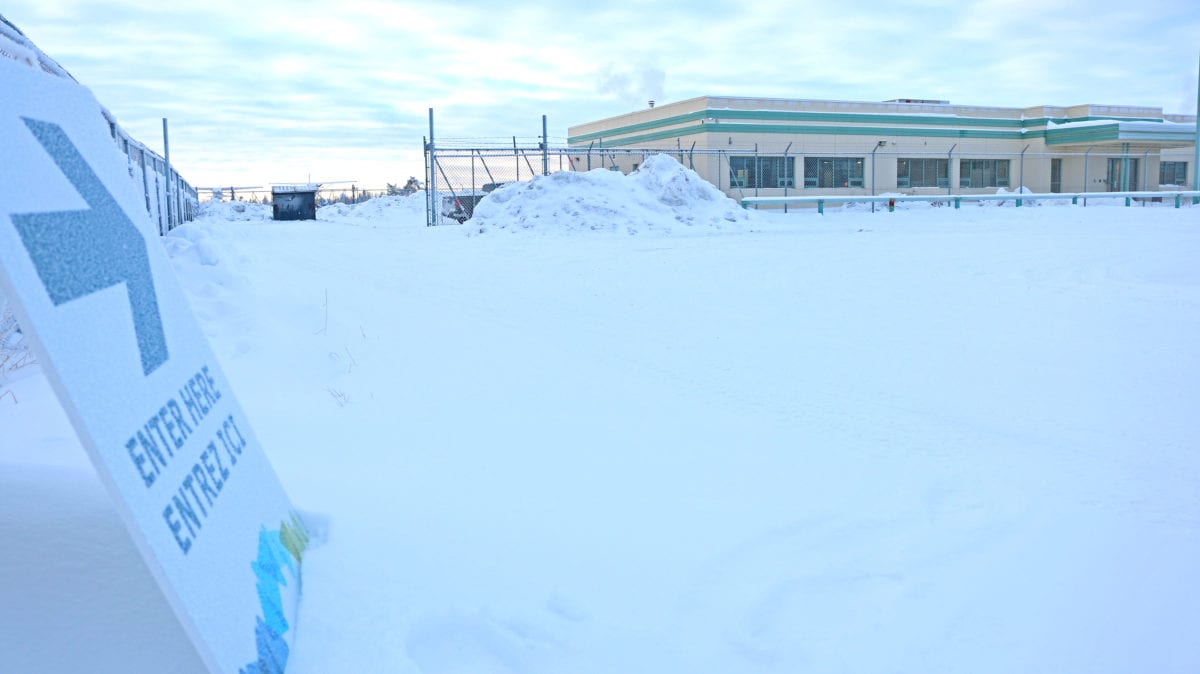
[729, 157, 1190, 189]
[730, 157, 868, 189]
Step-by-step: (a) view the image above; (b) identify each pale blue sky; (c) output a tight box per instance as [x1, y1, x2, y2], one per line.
[6, 0, 1198, 189]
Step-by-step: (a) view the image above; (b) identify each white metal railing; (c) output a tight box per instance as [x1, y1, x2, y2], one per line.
[741, 191, 1200, 213]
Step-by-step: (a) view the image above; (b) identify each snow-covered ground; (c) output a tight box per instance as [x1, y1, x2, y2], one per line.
[4, 158, 1200, 673]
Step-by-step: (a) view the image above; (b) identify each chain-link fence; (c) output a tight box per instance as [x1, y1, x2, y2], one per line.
[198, 185, 413, 208]
[111, 123, 199, 234]
[425, 141, 1196, 224]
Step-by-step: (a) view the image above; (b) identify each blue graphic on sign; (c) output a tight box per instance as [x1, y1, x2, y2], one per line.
[10, 117, 168, 375]
[240, 517, 309, 674]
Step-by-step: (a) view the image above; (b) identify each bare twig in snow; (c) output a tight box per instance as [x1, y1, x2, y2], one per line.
[314, 289, 328, 335]
[325, 387, 349, 407]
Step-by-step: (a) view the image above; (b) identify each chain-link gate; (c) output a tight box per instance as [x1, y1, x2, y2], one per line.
[425, 144, 550, 226]
[424, 142, 704, 226]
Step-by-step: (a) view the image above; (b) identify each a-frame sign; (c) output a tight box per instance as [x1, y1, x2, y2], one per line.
[0, 53, 307, 674]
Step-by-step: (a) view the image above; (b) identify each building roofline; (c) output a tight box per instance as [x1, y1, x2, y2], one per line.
[569, 95, 1194, 147]
[570, 95, 1190, 137]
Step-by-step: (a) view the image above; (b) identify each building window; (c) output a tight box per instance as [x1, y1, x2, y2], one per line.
[804, 157, 865, 188]
[1106, 158, 1139, 192]
[1160, 161, 1188, 186]
[729, 156, 795, 188]
[959, 159, 1010, 188]
[897, 158, 949, 188]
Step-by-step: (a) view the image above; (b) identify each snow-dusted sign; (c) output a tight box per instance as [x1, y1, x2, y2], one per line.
[0, 57, 306, 673]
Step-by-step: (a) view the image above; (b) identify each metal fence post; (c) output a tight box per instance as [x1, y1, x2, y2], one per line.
[162, 118, 173, 230]
[428, 108, 436, 226]
[1121, 142, 1131, 194]
[871, 141, 880, 212]
[947, 144, 956, 197]
[754, 143, 759, 205]
[783, 142, 792, 213]
[1018, 144, 1029, 206]
[1142, 149, 1150, 205]
[1083, 146, 1092, 206]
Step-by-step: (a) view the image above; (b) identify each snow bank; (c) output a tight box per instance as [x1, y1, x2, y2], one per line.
[468, 154, 752, 235]
[992, 185, 1038, 206]
[198, 199, 271, 222]
[318, 193, 426, 225]
[160, 220, 256, 352]
[838, 186, 1044, 212]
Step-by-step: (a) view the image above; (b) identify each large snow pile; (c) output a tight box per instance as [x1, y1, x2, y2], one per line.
[164, 218, 239, 268]
[469, 154, 751, 235]
[319, 193, 427, 225]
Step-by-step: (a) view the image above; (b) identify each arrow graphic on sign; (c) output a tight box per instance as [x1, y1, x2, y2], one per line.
[11, 117, 168, 376]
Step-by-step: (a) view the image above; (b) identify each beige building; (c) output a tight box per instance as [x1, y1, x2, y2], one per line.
[568, 96, 1197, 199]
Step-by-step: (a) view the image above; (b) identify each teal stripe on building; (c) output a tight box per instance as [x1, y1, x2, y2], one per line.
[568, 107, 1169, 145]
